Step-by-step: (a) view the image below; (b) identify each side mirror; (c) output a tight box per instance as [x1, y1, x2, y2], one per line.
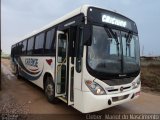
[83, 24, 92, 45]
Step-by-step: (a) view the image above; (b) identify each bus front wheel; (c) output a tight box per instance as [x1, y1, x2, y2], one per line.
[44, 76, 59, 104]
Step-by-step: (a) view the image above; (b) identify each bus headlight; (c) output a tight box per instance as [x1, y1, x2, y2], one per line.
[85, 80, 106, 95]
[132, 79, 141, 89]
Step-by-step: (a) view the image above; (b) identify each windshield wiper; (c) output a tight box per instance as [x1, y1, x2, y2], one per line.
[104, 27, 120, 56]
[126, 31, 133, 44]
[125, 31, 133, 56]
[104, 27, 119, 43]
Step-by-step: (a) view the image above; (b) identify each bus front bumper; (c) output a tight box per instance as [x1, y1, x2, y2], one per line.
[81, 86, 141, 113]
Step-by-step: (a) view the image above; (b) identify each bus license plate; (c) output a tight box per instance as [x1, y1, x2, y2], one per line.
[118, 96, 124, 100]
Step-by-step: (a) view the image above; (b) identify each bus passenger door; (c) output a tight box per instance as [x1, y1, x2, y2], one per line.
[67, 62, 74, 105]
[67, 27, 76, 105]
[55, 31, 68, 97]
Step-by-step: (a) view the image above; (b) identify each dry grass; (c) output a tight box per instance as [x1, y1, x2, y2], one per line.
[141, 59, 160, 92]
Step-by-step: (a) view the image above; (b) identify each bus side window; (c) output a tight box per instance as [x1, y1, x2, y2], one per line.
[13, 45, 17, 57]
[27, 37, 34, 55]
[34, 33, 45, 55]
[22, 40, 27, 55]
[76, 27, 83, 73]
[57, 34, 67, 63]
[11, 45, 15, 60]
[16, 43, 22, 56]
[44, 28, 56, 56]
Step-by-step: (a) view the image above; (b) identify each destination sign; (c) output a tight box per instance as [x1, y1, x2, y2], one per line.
[102, 15, 127, 27]
[87, 7, 138, 33]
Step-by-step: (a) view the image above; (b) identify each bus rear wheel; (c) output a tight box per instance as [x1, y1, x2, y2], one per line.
[44, 76, 59, 104]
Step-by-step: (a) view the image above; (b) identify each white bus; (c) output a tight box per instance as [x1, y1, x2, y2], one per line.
[11, 5, 141, 113]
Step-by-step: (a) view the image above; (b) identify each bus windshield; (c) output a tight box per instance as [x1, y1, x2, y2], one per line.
[87, 25, 140, 76]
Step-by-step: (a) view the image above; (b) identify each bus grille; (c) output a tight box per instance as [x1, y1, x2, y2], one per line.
[107, 86, 131, 93]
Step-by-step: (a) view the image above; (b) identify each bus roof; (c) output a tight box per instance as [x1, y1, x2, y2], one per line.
[16, 5, 90, 43]
[15, 5, 136, 44]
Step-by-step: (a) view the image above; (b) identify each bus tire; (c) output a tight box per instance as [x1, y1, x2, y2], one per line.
[44, 76, 59, 104]
[16, 65, 20, 79]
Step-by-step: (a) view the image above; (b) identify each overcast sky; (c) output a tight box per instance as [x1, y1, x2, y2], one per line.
[2, 0, 160, 56]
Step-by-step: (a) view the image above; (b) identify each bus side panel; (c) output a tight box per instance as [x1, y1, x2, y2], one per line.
[73, 89, 84, 112]
[82, 46, 94, 91]
[17, 56, 55, 89]
[73, 47, 90, 112]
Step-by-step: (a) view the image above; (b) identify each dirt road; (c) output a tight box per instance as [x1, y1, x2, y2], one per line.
[1, 59, 160, 119]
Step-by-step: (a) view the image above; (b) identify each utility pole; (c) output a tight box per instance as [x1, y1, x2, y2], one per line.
[0, 49, 1, 90]
[0, 0, 1, 90]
